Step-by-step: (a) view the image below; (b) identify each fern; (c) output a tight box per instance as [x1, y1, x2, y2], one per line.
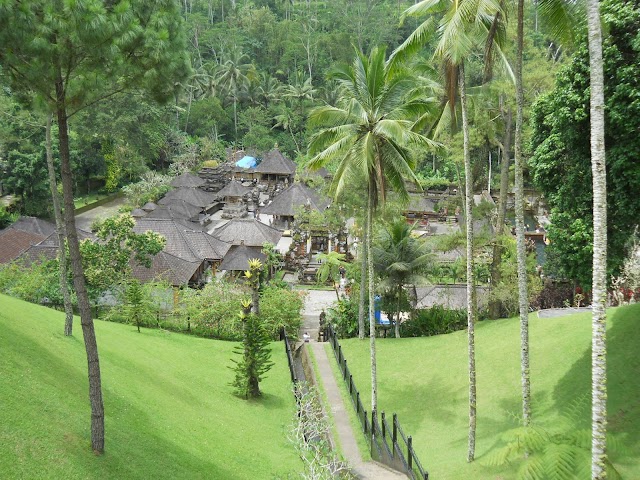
[483, 414, 624, 480]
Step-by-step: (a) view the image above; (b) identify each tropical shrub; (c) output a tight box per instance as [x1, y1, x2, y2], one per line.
[260, 285, 305, 339]
[327, 297, 359, 338]
[400, 305, 467, 337]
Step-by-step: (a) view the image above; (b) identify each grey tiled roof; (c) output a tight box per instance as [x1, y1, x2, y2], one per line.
[159, 187, 216, 208]
[255, 148, 296, 175]
[260, 183, 329, 216]
[141, 202, 158, 212]
[182, 230, 231, 259]
[146, 199, 203, 221]
[134, 218, 228, 262]
[131, 208, 148, 218]
[170, 172, 205, 188]
[211, 218, 281, 247]
[216, 179, 251, 198]
[219, 244, 266, 272]
[131, 251, 201, 286]
[11, 216, 56, 237]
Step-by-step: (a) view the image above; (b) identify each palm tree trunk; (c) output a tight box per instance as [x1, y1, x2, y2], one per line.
[45, 115, 74, 336]
[515, 0, 532, 428]
[55, 73, 105, 454]
[460, 64, 476, 463]
[395, 287, 401, 338]
[586, 0, 608, 477]
[488, 103, 512, 319]
[367, 184, 377, 414]
[358, 232, 367, 340]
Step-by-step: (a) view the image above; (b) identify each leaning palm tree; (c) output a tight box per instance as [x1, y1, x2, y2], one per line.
[308, 46, 437, 413]
[372, 219, 433, 338]
[585, 0, 607, 477]
[396, 0, 504, 461]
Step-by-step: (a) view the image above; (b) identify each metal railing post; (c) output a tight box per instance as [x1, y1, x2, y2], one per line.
[408, 436, 413, 470]
[393, 413, 398, 445]
[381, 412, 386, 439]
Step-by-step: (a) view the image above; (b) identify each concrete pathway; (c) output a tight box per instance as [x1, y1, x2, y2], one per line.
[300, 289, 407, 479]
[537, 307, 592, 319]
[75, 196, 127, 231]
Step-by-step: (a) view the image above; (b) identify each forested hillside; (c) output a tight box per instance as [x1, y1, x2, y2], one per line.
[0, 0, 561, 216]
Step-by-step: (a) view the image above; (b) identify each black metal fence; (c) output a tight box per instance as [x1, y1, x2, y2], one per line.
[327, 324, 429, 480]
[282, 328, 299, 384]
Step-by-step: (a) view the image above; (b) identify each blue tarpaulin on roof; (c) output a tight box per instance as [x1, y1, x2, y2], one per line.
[235, 156, 257, 169]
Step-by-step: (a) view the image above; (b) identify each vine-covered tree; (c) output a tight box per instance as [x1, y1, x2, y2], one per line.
[530, 0, 640, 288]
[0, 0, 189, 453]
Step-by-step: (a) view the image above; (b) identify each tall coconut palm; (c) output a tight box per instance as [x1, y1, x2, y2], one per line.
[513, 0, 532, 429]
[513, 0, 575, 430]
[215, 47, 255, 142]
[396, 0, 504, 461]
[308, 46, 437, 412]
[585, 0, 607, 477]
[372, 219, 433, 338]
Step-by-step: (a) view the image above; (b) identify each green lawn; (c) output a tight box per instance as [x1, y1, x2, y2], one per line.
[338, 306, 640, 479]
[0, 294, 301, 479]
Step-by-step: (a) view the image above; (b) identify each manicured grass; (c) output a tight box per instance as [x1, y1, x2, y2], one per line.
[0, 294, 301, 479]
[338, 306, 640, 479]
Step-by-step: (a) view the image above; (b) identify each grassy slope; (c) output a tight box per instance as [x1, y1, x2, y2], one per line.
[339, 306, 640, 479]
[0, 294, 301, 479]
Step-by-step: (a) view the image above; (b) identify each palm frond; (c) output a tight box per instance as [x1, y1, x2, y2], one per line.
[389, 17, 436, 68]
[538, 0, 577, 47]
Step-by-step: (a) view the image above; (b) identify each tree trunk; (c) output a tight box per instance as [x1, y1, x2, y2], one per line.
[55, 74, 105, 454]
[586, 0, 608, 477]
[45, 115, 74, 336]
[367, 183, 377, 414]
[488, 102, 512, 319]
[515, 0, 532, 428]
[395, 287, 401, 338]
[358, 234, 367, 340]
[460, 64, 476, 463]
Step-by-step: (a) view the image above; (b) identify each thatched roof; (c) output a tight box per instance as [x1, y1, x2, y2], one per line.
[216, 179, 251, 198]
[131, 208, 147, 218]
[219, 244, 266, 272]
[211, 218, 281, 247]
[260, 183, 329, 216]
[159, 187, 216, 209]
[255, 148, 296, 175]
[171, 172, 205, 188]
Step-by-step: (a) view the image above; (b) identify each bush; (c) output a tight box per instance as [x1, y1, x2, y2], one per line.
[183, 280, 246, 340]
[260, 285, 305, 339]
[327, 297, 359, 338]
[400, 306, 467, 337]
[0, 258, 71, 307]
